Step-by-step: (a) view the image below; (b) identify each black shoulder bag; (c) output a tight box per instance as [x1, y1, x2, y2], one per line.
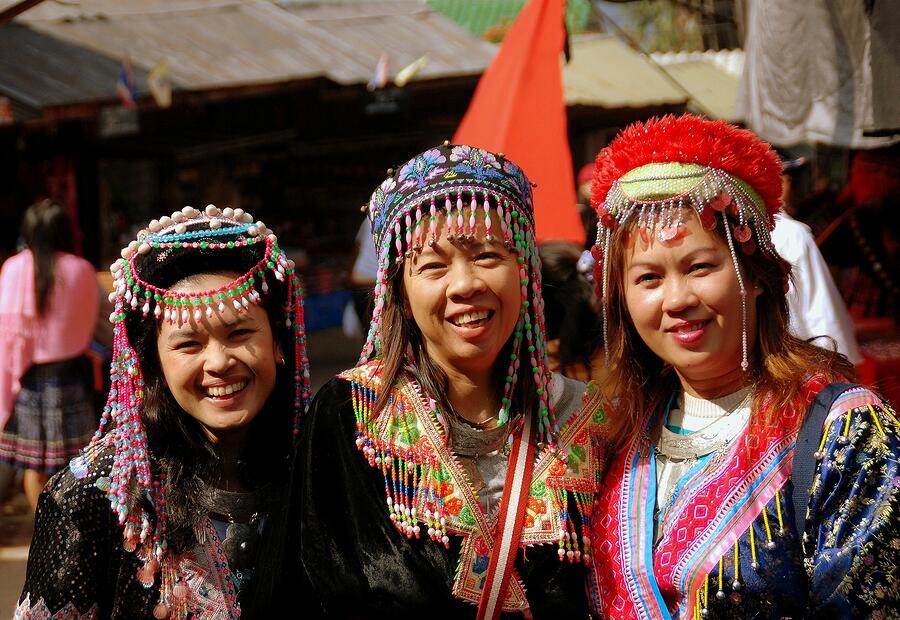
[790, 382, 854, 536]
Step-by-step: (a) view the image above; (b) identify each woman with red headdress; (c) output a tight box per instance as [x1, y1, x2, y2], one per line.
[582, 115, 900, 618]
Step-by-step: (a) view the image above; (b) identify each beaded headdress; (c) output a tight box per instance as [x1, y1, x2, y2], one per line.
[590, 114, 784, 371]
[361, 143, 558, 444]
[76, 204, 311, 619]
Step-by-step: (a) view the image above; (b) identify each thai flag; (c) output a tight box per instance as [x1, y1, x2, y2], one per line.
[116, 59, 137, 108]
[367, 53, 389, 91]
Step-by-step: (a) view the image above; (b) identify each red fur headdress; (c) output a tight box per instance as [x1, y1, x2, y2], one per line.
[591, 114, 783, 224]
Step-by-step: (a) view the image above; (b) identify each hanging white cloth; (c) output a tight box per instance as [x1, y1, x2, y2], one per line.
[738, 0, 900, 148]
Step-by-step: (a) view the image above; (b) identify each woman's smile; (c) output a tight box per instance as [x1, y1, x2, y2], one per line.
[202, 378, 250, 401]
[447, 308, 493, 328]
[666, 319, 712, 345]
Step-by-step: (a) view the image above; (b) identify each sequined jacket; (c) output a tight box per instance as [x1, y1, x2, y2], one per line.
[16, 445, 289, 620]
[588, 382, 900, 619]
[297, 365, 607, 618]
[17, 448, 161, 619]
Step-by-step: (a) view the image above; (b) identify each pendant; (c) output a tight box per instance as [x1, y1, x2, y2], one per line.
[222, 519, 260, 569]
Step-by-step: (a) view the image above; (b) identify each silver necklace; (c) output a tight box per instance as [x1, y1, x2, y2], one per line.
[654, 390, 752, 461]
[196, 480, 275, 571]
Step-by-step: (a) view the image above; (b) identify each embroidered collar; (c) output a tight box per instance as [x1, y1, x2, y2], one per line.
[339, 361, 608, 612]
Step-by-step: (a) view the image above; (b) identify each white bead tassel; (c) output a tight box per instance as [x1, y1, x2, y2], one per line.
[445, 195, 453, 240]
[722, 212, 749, 371]
[601, 228, 612, 369]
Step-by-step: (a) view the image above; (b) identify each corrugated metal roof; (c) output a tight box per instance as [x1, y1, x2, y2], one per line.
[564, 35, 687, 109]
[277, 0, 434, 20]
[20, 2, 351, 90]
[651, 49, 744, 78]
[648, 49, 743, 121]
[280, 0, 496, 84]
[0, 21, 151, 113]
[0, 0, 22, 13]
[13, 0, 494, 94]
[4, 1, 732, 120]
[661, 60, 740, 121]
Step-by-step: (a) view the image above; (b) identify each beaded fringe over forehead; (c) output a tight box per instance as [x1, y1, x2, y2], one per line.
[361, 144, 561, 444]
[367, 144, 535, 254]
[600, 161, 777, 254]
[76, 204, 311, 620]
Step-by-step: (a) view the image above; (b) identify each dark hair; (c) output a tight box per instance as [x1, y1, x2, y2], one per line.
[539, 242, 602, 377]
[125, 243, 295, 554]
[21, 199, 76, 315]
[601, 207, 855, 447]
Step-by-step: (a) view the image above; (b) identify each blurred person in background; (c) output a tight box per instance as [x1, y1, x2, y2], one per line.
[577, 163, 599, 251]
[347, 218, 378, 328]
[772, 155, 862, 364]
[539, 241, 605, 383]
[0, 199, 98, 510]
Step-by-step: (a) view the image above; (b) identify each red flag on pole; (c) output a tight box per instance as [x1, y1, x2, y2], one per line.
[453, 0, 583, 244]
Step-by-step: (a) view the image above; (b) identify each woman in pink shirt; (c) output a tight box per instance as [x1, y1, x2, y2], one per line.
[0, 199, 99, 509]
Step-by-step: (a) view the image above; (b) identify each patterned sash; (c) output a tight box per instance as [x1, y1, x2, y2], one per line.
[477, 411, 535, 620]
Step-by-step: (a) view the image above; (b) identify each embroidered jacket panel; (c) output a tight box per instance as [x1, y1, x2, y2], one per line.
[588, 383, 900, 619]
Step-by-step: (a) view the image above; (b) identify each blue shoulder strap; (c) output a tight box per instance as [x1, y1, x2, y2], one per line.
[792, 382, 854, 536]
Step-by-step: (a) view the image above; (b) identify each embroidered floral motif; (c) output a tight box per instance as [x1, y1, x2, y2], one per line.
[15, 595, 99, 620]
[472, 537, 490, 576]
[370, 178, 398, 232]
[449, 146, 504, 182]
[385, 405, 421, 445]
[398, 148, 448, 191]
[525, 495, 549, 529]
[502, 160, 531, 199]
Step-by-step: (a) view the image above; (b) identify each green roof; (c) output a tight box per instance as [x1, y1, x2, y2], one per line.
[428, 0, 590, 39]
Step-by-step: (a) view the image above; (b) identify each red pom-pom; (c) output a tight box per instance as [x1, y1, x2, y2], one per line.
[734, 225, 752, 242]
[699, 209, 717, 231]
[591, 115, 782, 224]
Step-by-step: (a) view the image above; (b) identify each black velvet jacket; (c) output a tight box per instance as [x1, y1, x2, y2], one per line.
[296, 377, 591, 619]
